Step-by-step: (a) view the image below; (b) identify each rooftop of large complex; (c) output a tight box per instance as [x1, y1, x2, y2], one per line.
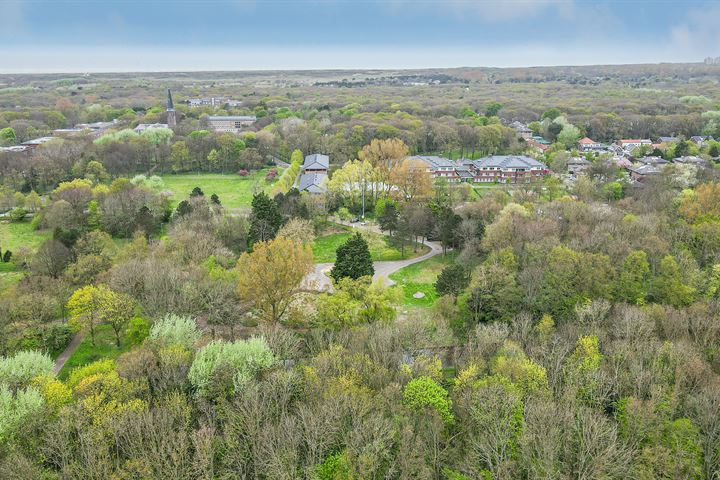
[298, 172, 327, 193]
[206, 115, 257, 122]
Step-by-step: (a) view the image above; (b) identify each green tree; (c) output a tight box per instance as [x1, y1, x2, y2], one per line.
[650, 255, 697, 307]
[616, 250, 650, 304]
[330, 232, 374, 282]
[248, 192, 283, 247]
[435, 264, 470, 303]
[403, 376, 454, 424]
[376, 198, 399, 235]
[0, 127, 17, 146]
[485, 102, 503, 117]
[541, 108, 562, 121]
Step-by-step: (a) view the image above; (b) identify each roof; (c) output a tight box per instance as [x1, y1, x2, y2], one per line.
[473, 155, 547, 170]
[658, 136, 678, 143]
[455, 169, 474, 178]
[207, 115, 257, 121]
[134, 123, 169, 132]
[629, 164, 660, 175]
[0, 146, 29, 153]
[675, 156, 706, 164]
[409, 155, 456, 169]
[298, 172, 327, 193]
[303, 153, 330, 170]
[22, 137, 55, 145]
[578, 137, 597, 145]
[619, 139, 643, 144]
[568, 157, 591, 165]
[638, 156, 669, 165]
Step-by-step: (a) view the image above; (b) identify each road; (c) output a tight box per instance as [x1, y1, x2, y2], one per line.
[304, 237, 443, 292]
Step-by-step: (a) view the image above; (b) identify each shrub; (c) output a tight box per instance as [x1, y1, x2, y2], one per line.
[67, 359, 116, 389]
[125, 316, 151, 345]
[237, 169, 249, 177]
[9, 207, 26, 222]
[188, 337, 275, 396]
[148, 314, 201, 349]
[0, 350, 54, 389]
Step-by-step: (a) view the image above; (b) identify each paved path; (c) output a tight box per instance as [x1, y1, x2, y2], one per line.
[304, 237, 444, 292]
[53, 332, 83, 374]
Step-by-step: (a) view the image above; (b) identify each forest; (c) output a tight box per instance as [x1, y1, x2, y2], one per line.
[0, 64, 719, 479]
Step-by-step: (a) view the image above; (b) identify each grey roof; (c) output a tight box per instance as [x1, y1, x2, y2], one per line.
[298, 172, 327, 193]
[658, 136, 678, 143]
[473, 155, 547, 170]
[455, 169, 474, 178]
[638, 156, 669, 165]
[675, 156, 706, 164]
[207, 115, 257, 121]
[629, 164, 660, 175]
[22, 137, 55, 145]
[567, 157, 591, 165]
[303, 153, 330, 170]
[409, 155, 457, 169]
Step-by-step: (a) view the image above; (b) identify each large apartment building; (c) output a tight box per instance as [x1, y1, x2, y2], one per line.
[412, 155, 548, 184]
[206, 115, 257, 133]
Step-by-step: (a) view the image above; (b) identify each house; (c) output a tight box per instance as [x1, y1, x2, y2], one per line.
[134, 123, 169, 133]
[467, 155, 548, 183]
[408, 155, 459, 182]
[690, 136, 713, 147]
[298, 172, 327, 194]
[628, 164, 660, 182]
[21, 137, 55, 151]
[657, 136, 679, 144]
[206, 115, 256, 133]
[303, 154, 330, 174]
[527, 139, 549, 153]
[577, 137, 605, 152]
[618, 139, 651, 150]
[674, 156, 707, 166]
[52, 128, 87, 137]
[0, 146, 29, 154]
[509, 121, 533, 140]
[637, 156, 669, 167]
[567, 157, 592, 175]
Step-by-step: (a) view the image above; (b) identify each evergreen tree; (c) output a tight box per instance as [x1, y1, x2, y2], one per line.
[248, 192, 283, 247]
[210, 193, 221, 205]
[134, 206, 156, 239]
[435, 264, 470, 303]
[190, 186, 204, 197]
[331, 232, 374, 282]
[176, 200, 193, 217]
[376, 200, 399, 235]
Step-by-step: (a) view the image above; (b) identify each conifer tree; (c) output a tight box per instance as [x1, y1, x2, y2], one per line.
[331, 232, 374, 281]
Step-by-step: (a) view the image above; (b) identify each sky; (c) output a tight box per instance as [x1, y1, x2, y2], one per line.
[1, 0, 720, 73]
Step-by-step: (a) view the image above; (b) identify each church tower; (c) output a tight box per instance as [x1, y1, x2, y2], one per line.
[166, 89, 177, 128]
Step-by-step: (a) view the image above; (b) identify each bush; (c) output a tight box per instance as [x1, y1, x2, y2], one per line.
[9, 207, 26, 222]
[67, 359, 115, 389]
[148, 314, 201, 349]
[0, 351, 54, 389]
[188, 337, 275, 396]
[237, 169, 249, 177]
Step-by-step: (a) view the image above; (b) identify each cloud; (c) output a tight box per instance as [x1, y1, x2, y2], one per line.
[669, 4, 720, 56]
[385, 0, 574, 21]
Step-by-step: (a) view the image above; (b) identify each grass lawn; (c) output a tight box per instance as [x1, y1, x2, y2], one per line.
[58, 324, 135, 380]
[312, 230, 430, 263]
[160, 169, 282, 210]
[389, 252, 458, 307]
[0, 221, 51, 291]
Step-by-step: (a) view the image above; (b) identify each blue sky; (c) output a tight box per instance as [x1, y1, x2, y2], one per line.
[2, 0, 720, 72]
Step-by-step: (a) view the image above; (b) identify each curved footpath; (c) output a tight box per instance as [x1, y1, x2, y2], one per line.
[305, 238, 444, 292]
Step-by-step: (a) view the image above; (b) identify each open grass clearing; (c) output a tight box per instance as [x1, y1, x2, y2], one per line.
[312, 229, 430, 263]
[57, 324, 136, 380]
[389, 252, 458, 307]
[0, 221, 51, 291]
[160, 168, 282, 210]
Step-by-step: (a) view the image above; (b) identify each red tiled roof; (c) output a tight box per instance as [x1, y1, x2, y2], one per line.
[578, 137, 596, 144]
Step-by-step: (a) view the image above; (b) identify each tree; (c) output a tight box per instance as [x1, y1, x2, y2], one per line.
[485, 102, 503, 117]
[0, 127, 16, 146]
[331, 232, 374, 282]
[435, 264, 470, 303]
[376, 198, 399, 235]
[66, 285, 110, 346]
[389, 158, 433, 201]
[650, 255, 696, 307]
[236, 236, 314, 323]
[315, 277, 399, 329]
[403, 376, 454, 424]
[277, 218, 315, 244]
[31, 240, 71, 278]
[358, 138, 409, 191]
[190, 186, 204, 197]
[148, 313, 201, 349]
[248, 192, 283, 247]
[210, 193, 221, 205]
[615, 250, 650, 304]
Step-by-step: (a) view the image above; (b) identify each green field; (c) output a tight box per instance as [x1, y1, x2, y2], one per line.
[312, 230, 430, 263]
[0, 221, 51, 291]
[160, 169, 282, 210]
[389, 252, 458, 307]
[58, 324, 135, 380]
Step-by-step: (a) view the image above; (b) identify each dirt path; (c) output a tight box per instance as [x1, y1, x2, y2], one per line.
[53, 332, 83, 374]
[304, 237, 444, 292]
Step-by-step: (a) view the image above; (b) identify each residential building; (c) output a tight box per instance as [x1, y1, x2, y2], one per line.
[577, 137, 605, 152]
[618, 139, 651, 150]
[628, 164, 660, 182]
[134, 123, 169, 133]
[206, 115, 256, 133]
[187, 97, 242, 108]
[567, 157, 592, 175]
[408, 155, 459, 182]
[675, 155, 707, 166]
[657, 136, 679, 144]
[21, 137, 55, 150]
[527, 139, 549, 153]
[509, 121, 533, 140]
[637, 156, 669, 167]
[690, 136, 714, 147]
[298, 172, 328, 193]
[466, 155, 548, 183]
[302, 154, 330, 174]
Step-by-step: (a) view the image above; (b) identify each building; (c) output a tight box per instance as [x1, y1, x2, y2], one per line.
[675, 156, 707, 166]
[509, 121, 533, 140]
[302, 154, 330, 174]
[527, 139, 549, 153]
[657, 136, 678, 144]
[21, 137, 55, 151]
[187, 97, 242, 108]
[206, 115, 256, 133]
[628, 164, 660, 182]
[134, 123, 169, 133]
[690, 136, 713, 147]
[577, 137, 605, 152]
[166, 89, 177, 128]
[466, 155, 548, 183]
[0, 146, 29, 154]
[618, 139, 651, 150]
[637, 156, 669, 167]
[408, 155, 460, 182]
[567, 157, 592, 175]
[298, 172, 328, 193]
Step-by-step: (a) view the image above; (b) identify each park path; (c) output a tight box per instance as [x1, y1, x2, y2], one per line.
[304, 234, 443, 292]
[53, 332, 83, 374]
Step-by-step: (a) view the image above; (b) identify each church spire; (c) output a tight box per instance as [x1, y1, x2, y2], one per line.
[166, 88, 177, 128]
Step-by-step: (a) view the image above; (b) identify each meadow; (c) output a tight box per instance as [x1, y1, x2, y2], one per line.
[389, 251, 457, 307]
[312, 229, 430, 263]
